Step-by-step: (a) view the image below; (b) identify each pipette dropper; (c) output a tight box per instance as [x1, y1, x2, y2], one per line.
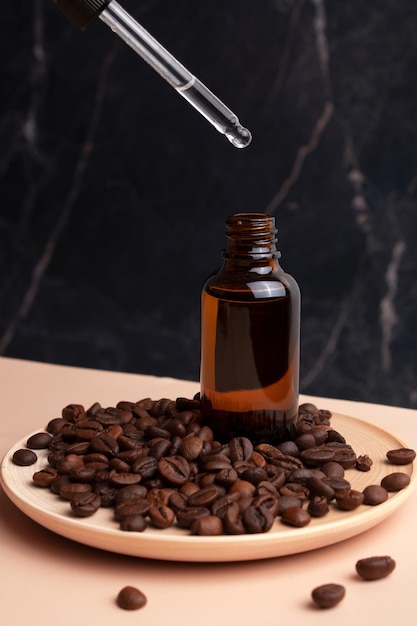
[53, 0, 252, 148]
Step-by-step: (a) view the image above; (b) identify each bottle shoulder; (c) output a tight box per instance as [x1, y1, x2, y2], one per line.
[203, 265, 300, 301]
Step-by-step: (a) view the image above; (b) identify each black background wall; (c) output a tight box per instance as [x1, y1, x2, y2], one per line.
[1, 0, 417, 408]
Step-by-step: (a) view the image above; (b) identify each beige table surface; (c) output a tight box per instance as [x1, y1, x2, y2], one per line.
[1, 356, 416, 625]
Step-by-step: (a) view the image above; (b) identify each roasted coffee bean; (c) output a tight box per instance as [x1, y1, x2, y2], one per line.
[46, 417, 67, 435]
[59, 482, 92, 500]
[50, 474, 70, 494]
[276, 495, 303, 515]
[311, 583, 345, 609]
[131, 457, 158, 480]
[57, 454, 84, 475]
[70, 491, 101, 517]
[276, 440, 299, 457]
[362, 485, 388, 506]
[114, 498, 151, 520]
[281, 506, 311, 527]
[158, 455, 190, 486]
[214, 466, 239, 487]
[146, 487, 175, 507]
[386, 448, 416, 465]
[168, 491, 188, 512]
[26, 432, 53, 449]
[119, 514, 147, 532]
[308, 496, 329, 517]
[240, 467, 268, 486]
[70, 466, 97, 483]
[115, 484, 148, 504]
[94, 481, 117, 506]
[252, 494, 279, 517]
[298, 402, 318, 414]
[191, 515, 224, 536]
[279, 482, 309, 500]
[109, 458, 131, 473]
[66, 441, 91, 455]
[356, 454, 373, 472]
[294, 433, 316, 451]
[178, 436, 204, 461]
[109, 470, 142, 486]
[62, 403, 86, 421]
[242, 504, 274, 534]
[222, 503, 245, 534]
[335, 489, 364, 510]
[381, 472, 410, 492]
[320, 461, 345, 478]
[148, 505, 175, 529]
[355, 556, 396, 580]
[73, 420, 103, 440]
[188, 485, 225, 507]
[300, 447, 336, 466]
[322, 477, 352, 492]
[32, 467, 58, 487]
[210, 492, 240, 518]
[326, 430, 346, 444]
[306, 476, 335, 501]
[229, 437, 253, 462]
[13, 448, 37, 466]
[228, 479, 256, 498]
[331, 446, 357, 469]
[176, 507, 210, 529]
[287, 468, 318, 485]
[90, 433, 119, 456]
[116, 585, 147, 611]
[256, 480, 279, 498]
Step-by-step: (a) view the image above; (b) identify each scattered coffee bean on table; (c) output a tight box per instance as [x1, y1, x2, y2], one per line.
[311, 583, 346, 608]
[355, 556, 396, 580]
[116, 586, 147, 610]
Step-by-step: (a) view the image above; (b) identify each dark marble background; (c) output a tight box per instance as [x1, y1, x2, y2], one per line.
[1, 0, 417, 409]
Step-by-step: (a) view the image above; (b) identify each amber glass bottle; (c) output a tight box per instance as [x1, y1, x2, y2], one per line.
[200, 213, 300, 444]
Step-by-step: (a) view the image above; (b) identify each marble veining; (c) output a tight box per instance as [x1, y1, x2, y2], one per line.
[1, 0, 416, 409]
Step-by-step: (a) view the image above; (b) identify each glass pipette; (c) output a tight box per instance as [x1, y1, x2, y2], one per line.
[53, 0, 252, 148]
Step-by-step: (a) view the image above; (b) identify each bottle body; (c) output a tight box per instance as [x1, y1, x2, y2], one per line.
[200, 213, 300, 444]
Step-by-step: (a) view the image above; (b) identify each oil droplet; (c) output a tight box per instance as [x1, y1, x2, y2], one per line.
[226, 124, 252, 148]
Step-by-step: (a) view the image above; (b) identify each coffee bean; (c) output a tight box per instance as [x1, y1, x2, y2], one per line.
[381, 472, 410, 492]
[116, 586, 147, 610]
[311, 583, 345, 608]
[70, 491, 101, 517]
[362, 485, 388, 506]
[300, 447, 336, 466]
[158, 455, 190, 486]
[356, 454, 373, 472]
[119, 514, 147, 532]
[13, 448, 37, 466]
[176, 507, 210, 529]
[191, 515, 224, 536]
[386, 448, 416, 465]
[26, 432, 53, 449]
[281, 506, 311, 527]
[242, 504, 274, 533]
[308, 496, 329, 517]
[32, 467, 58, 487]
[335, 489, 364, 510]
[355, 556, 396, 580]
[148, 505, 175, 529]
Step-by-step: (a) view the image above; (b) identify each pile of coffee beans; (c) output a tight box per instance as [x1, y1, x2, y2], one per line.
[11, 396, 414, 537]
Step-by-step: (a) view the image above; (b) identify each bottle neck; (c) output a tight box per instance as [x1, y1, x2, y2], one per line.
[223, 213, 281, 264]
